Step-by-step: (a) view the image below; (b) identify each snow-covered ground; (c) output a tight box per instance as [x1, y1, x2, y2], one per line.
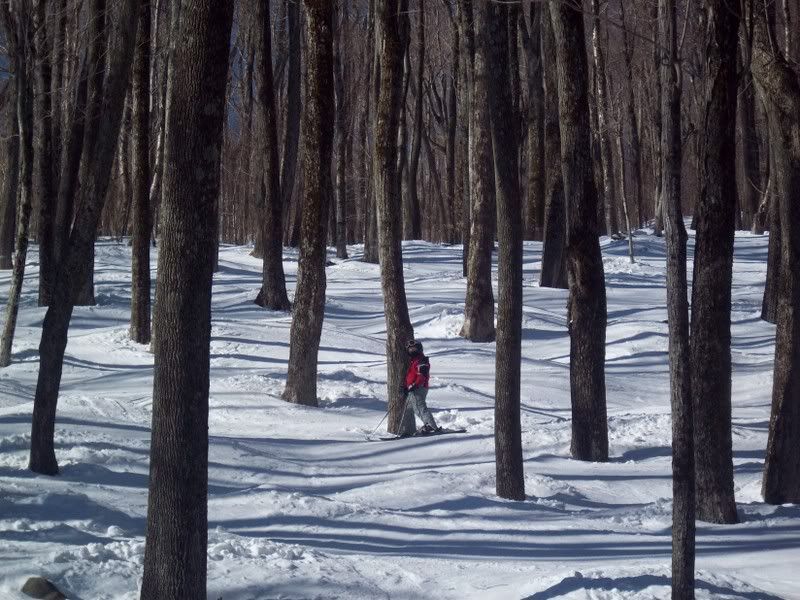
[0, 230, 797, 600]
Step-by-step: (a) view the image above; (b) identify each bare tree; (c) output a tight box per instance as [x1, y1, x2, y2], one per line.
[254, 0, 291, 311]
[281, 0, 302, 246]
[750, 0, 800, 505]
[460, 0, 496, 344]
[520, 3, 544, 241]
[33, 0, 55, 306]
[690, 0, 740, 525]
[660, 0, 695, 594]
[0, 76, 19, 271]
[550, 0, 608, 462]
[282, 0, 335, 408]
[130, 0, 152, 344]
[539, 6, 567, 290]
[480, 1, 525, 501]
[28, 0, 140, 475]
[0, 2, 34, 368]
[139, 1, 234, 596]
[374, 0, 416, 435]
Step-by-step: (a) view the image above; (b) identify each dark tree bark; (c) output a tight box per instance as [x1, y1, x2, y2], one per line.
[333, 0, 349, 260]
[480, 1, 525, 501]
[53, 59, 88, 271]
[456, 0, 473, 274]
[459, 0, 496, 344]
[281, 1, 334, 408]
[72, 0, 108, 307]
[33, 0, 55, 307]
[280, 0, 302, 245]
[762, 170, 780, 324]
[651, 1, 664, 237]
[0, 5, 34, 368]
[737, 45, 760, 232]
[139, 1, 233, 597]
[445, 20, 459, 245]
[28, 0, 140, 475]
[619, 1, 643, 228]
[750, 0, 800, 505]
[550, 0, 608, 462]
[660, 0, 695, 595]
[363, 6, 380, 266]
[254, 0, 291, 311]
[590, 0, 617, 236]
[690, 0, 740, 525]
[130, 0, 152, 344]
[520, 4, 544, 242]
[0, 77, 19, 271]
[539, 7, 567, 290]
[374, 0, 415, 435]
[405, 1, 424, 241]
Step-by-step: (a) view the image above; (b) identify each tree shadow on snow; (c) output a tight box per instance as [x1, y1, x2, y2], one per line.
[522, 573, 783, 600]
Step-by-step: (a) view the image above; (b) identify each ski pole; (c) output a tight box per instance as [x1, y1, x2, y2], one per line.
[367, 389, 411, 438]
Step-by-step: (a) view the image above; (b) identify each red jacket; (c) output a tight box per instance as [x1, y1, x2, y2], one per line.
[405, 354, 430, 389]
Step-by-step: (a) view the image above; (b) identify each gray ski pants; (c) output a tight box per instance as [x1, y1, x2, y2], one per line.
[407, 387, 437, 429]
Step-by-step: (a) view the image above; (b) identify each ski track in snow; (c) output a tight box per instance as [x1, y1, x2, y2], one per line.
[0, 231, 798, 599]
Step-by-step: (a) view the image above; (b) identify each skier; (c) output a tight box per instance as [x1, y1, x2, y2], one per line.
[402, 339, 441, 434]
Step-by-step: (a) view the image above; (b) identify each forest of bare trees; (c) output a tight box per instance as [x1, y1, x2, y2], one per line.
[0, 0, 799, 597]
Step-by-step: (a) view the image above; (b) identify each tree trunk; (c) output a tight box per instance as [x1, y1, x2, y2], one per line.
[130, 0, 152, 345]
[139, 2, 233, 597]
[590, 0, 617, 237]
[619, 1, 643, 228]
[762, 162, 780, 324]
[0, 8, 34, 368]
[333, 0, 349, 260]
[281, 1, 334, 408]
[738, 44, 760, 233]
[0, 76, 19, 271]
[690, 0, 740, 525]
[520, 4, 544, 242]
[73, 0, 108, 308]
[280, 0, 302, 245]
[374, 0, 415, 436]
[539, 8, 567, 290]
[652, 1, 664, 237]
[444, 20, 459, 245]
[549, 0, 609, 462]
[254, 0, 291, 311]
[33, 0, 55, 306]
[459, 0, 496, 344]
[28, 0, 140, 476]
[660, 0, 695, 595]
[750, 0, 800, 505]
[456, 0, 473, 274]
[480, 1, 525, 501]
[405, 2, 424, 242]
[363, 3, 381, 265]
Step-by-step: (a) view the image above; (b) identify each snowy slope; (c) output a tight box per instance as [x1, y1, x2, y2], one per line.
[0, 231, 797, 600]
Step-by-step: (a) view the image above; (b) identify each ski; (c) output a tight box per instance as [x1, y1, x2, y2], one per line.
[368, 428, 467, 442]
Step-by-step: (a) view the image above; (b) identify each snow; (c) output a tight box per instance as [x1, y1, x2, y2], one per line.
[0, 230, 797, 599]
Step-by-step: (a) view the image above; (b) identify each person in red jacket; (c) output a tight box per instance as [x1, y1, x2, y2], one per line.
[403, 339, 440, 433]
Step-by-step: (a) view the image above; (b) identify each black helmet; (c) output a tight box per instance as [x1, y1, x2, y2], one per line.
[406, 339, 423, 354]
